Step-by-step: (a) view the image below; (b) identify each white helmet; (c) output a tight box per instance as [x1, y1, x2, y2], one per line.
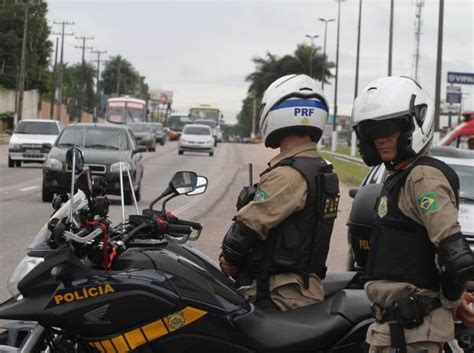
[351, 76, 434, 167]
[259, 74, 328, 148]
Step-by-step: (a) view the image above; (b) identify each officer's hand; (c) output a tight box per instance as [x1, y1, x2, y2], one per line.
[454, 292, 474, 328]
[219, 255, 237, 277]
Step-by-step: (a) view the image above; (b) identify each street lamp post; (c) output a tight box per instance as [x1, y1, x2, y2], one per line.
[305, 34, 319, 77]
[351, 0, 363, 156]
[331, 0, 345, 152]
[318, 17, 335, 90]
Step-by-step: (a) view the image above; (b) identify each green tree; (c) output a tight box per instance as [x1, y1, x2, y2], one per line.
[101, 55, 149, 99]
[0, 0, 52, 91]
[61, 62, 96, 119]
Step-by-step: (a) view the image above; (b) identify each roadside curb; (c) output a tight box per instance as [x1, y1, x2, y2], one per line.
[322, 151, 364, 165]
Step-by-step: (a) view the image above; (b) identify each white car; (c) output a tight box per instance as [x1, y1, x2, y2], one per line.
[348, 146, 474, 272]
[178, 124, 215, 156]
[8, 119, 64, 167]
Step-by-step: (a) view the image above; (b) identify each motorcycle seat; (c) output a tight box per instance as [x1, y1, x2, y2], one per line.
[322, 272, 358, 297]
[233, 289, 372, 353]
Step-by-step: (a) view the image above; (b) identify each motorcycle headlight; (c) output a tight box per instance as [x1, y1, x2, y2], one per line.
[44, 158, 63, 170]
[110, 161, 131, 172]
[7, 256, 44, 297]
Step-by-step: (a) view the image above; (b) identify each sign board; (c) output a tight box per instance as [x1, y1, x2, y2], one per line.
[447, 92, 462, 104]
[447, 72, 474, 85]
[447, 85, 461, 93]
[441, 103, 460, 114]
[149, 90, 173, 104]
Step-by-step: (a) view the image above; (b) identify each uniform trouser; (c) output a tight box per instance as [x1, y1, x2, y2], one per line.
[368, 342, 444, 353]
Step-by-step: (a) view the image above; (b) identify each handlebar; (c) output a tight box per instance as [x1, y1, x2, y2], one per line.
[64, 227, 103, 244]
[167, 223, 193, 235]
[174, 219, 202, 231]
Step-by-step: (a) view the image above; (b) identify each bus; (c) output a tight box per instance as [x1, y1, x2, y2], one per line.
[166, 114, 192, 140]
[105, 97, 147, 124]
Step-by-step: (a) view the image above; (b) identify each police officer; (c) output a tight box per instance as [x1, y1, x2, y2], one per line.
[351, 76, 474, 353]
[219, 74, 340, 311]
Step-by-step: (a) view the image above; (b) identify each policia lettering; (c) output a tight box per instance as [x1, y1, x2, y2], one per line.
[53, 285, 115, 305]
[225, 156, 340, 301]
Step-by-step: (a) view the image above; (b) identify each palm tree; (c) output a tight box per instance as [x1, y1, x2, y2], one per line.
[282, 43, 334, 85]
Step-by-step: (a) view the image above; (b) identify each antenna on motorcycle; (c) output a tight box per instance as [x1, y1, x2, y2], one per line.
[68, 124, 79, 224]
[249, 163, 253, 185]
[118, 132, 126, 226]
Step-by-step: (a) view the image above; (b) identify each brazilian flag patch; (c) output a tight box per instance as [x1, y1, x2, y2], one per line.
[416, 192, 439, 214]
[253, 187, 270, 202]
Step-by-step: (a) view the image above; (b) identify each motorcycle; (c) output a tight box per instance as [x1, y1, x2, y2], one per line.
[0, 149, 468, 352]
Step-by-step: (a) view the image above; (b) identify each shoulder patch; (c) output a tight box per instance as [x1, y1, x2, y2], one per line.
[253, 187, 270, 202]
[416, 192, 438, 214]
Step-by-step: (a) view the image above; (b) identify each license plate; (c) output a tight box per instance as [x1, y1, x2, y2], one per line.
[25, 149, 41, 155]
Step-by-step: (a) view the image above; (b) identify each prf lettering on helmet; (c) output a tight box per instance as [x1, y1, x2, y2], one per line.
[294, 108, 314, 117]
[53, 285, 115, 305]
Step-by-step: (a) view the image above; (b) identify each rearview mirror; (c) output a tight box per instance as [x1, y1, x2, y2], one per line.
[349, 188, 359, 199]
[187, 176, 208, 196]
[65, 147, 84, 173]
[42, 143, 52, 152]
[170, 171, 198, 195]
[133, 146, 147, 154]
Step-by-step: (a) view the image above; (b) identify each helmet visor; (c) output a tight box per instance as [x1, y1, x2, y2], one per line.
[356, 117, 409, 141]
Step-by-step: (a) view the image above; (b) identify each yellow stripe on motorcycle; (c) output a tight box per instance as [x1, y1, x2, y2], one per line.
[101, 340, 116, 353]
[142, 319, 169, 341]
[124, 328, 147, 350]
[111, 335, 129, 352]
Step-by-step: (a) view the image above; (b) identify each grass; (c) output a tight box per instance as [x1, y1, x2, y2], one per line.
[320, 151, 369, 187]
[321, 145, 361, 158]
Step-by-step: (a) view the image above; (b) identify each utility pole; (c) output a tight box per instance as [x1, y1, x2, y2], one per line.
[318, 17, 335, 90]
[116, 64, 121, 96]
[251, 96, 257, 139]
[49, 37, 59, 119]
[434, 0, 444, 138]
[352, 0, 363, 157]
[305, 34, 319, 78]
[16, 1, 29, 125]
[91, 49, 107, 122]
[75, 36, 94, 122]
[388, 0, 394, 76]
[413, 0, 425, 81]
[53, 20, 74, 120]
[332, 0, 345, 152]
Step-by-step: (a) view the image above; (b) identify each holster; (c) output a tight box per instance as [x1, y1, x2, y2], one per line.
[371, 293, 441, 353]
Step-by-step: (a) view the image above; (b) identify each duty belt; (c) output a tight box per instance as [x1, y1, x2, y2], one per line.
[371, 295, 442, 353]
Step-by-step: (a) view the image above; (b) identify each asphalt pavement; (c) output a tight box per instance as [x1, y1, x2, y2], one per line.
[0, 141, 352, 302]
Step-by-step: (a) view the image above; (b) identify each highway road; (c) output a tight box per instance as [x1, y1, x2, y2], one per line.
[0, 141, 352, 302]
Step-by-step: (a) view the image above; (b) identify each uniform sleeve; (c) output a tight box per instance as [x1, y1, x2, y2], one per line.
[398, 165, 461, 246]
[234, 166, 307, 240]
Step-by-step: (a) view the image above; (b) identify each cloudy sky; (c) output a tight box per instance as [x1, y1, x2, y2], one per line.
[47, 0, 474, 125]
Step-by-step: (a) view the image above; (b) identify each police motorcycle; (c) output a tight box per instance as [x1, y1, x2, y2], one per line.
[347, 183, 474, 353]
[0, 149, 377, 353]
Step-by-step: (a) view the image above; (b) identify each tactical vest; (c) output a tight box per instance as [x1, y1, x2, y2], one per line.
[239, 156, 340, 299]
[366, 156, 459, 291]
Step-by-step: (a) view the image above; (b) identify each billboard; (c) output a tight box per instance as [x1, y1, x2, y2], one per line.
[149, 90, 174, 104]
[447, 72, 474, 85]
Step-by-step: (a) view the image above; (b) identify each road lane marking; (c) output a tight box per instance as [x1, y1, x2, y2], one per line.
[19, 186, 39, 192]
